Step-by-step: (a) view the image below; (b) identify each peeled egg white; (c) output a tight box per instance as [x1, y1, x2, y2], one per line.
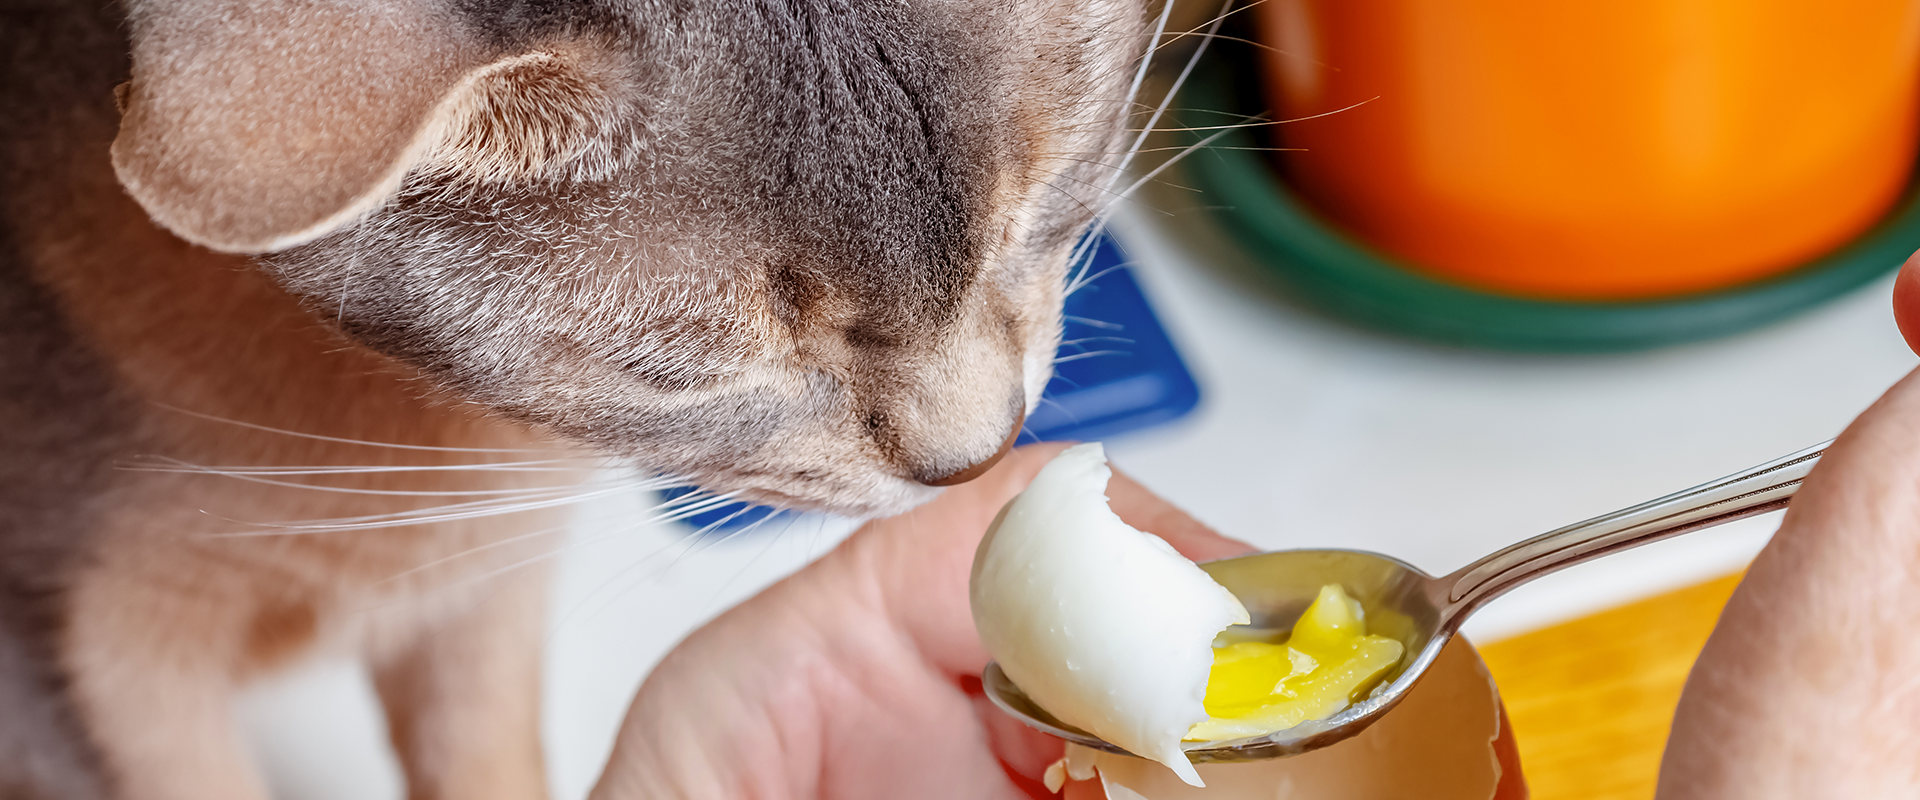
[969, 443, 1249, 787]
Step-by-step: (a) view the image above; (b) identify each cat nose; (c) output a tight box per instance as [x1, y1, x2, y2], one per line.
[919, 416, 1025, 487]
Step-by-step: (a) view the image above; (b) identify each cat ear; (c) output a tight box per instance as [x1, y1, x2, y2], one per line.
[111, 2, 621, 254]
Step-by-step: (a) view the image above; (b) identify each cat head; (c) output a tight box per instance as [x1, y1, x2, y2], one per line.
[111, 0, 1148, 517]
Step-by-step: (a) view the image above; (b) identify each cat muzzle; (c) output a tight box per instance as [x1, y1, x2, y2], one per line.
[920, 416, 1025, 487]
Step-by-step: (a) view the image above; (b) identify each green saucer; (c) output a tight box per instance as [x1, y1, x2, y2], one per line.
[1177, 58, 1920, 352]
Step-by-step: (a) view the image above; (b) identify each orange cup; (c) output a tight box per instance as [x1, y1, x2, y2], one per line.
[1256, 0, 1920, 300]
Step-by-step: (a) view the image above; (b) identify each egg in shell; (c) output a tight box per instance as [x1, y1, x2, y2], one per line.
[970, 443, 1522, 798]
[969, 442, 1248, 787]
[1050, 638, 1520, 800]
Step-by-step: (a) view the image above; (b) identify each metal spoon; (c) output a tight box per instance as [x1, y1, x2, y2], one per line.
[983, 439, 1828, 763]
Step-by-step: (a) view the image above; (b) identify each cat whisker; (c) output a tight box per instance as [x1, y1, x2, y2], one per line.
[1117, 0, 1181, 137]
[1065, 114, 1253, 290]
[355, 514, 648, 617]
[1024, 164, 1137, 212]
[1157, 32, 1294, 59]
[1034, 393, 1078, 416]
[1031, 110, 1266, 140]
[662, 506, 775, 573]
[120, 457, 595, 475]
[1104, 0, 1234, 193]
[1053, 159, 1199, 204]
[1108, 123, 1247, 214]
[1059, 336, 1137, 348]
[1064, 314, 1125, 330]
[374, 485, 748, 612]
[1030, 154, 1137, 172]
[1032, 159, 1185, 203]
[1155, 0, 1345, 75]
[1036, 97, 1171, 114]
[1056, 0, 1234, 295]
[650, 484, 722, 509]
[1122, 142, 1305, 154]
[1060, 208, 1114, 296]
[1128, 112, 1365, 133]
[201, 480, 658, 536]
[370, 477, 760, 606]
[153, 461, 633, 499]
[1029, 393, 1085, 431]
[694, 512, 797, 620]
[1100, 94, 1378, 221]
[655, 492, 751, 523]
[150, 403, 569, 454]
[1034, 117, 1288, 151]
[544, 501, 775, 639]
[1024, 167, 1107, 219]
[1179, 0, 1285, 41]
[1264, 96, 1381, 126]
[1144, 0, 1276, 56]
[1051, 349, 1130, 364]
[1065, 260, 1135, 297]
[373, 524, 573, 588]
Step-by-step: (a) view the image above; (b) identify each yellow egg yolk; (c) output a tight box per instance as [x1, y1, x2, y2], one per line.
[1186, 584, 1405, 741]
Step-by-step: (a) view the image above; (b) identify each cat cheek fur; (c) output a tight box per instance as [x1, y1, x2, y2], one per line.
[113, 0, 1146, 517]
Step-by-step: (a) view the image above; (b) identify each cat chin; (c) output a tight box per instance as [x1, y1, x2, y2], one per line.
[721, 476, 944, 522]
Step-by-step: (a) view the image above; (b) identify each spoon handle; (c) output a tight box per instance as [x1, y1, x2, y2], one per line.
[1439, 439, 1830, 624]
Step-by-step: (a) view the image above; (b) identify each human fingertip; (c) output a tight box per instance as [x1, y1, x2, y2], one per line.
[1891, 248, 1920, 355]
[1104, 468, 1257, 561]
[993, 441, 1073, 485]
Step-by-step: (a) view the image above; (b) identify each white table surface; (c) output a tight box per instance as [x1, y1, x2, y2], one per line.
[237, 185, 1920, 800]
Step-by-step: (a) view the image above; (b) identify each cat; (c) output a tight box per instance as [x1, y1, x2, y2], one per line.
[0, 0, 1169, 797]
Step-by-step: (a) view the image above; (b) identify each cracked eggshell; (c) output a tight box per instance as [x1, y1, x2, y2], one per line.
[1051, 638, 1527, 800]
[970, 443, 1249, 787]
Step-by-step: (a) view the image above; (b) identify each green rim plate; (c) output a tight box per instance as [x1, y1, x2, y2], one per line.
[1178, 57, 1920, 352]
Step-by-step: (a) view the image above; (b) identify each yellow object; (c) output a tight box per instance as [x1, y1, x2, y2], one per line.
[1189, 585, 1404, 740]
[1479, 572, 1744, 800]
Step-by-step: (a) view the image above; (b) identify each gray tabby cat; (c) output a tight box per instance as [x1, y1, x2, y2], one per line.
[1, 0, 1156, 797]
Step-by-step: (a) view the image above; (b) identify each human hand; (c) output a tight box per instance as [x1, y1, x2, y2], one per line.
[590, 443, 1253, 800]
[1659, 255, 1920, 797]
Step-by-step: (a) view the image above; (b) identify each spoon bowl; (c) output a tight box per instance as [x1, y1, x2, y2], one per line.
[983, 439, 1829, 763]
[985, 548, 1441, 762]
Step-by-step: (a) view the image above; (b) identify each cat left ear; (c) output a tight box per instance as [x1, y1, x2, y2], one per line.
[112, 1, 622, 254]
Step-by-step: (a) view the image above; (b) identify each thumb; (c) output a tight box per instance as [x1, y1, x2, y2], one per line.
[1106, 464, 1258, 562]
[1660, 367, 1920, 797]
[1891, 248, 1920, 354]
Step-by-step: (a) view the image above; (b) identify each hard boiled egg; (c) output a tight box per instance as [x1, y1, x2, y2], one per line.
[969, 443, 1248, 787]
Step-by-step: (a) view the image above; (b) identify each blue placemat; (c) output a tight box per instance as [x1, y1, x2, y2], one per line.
[663, 232, 1201, 531]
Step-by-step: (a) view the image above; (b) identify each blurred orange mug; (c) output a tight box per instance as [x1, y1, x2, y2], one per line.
[1256, 0, 1920, 299]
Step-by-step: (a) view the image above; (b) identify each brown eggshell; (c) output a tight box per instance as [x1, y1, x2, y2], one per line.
[1053, 639, 1526, 799]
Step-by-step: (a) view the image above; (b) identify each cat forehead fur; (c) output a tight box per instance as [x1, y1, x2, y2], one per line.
[113, 0, 1145, 517]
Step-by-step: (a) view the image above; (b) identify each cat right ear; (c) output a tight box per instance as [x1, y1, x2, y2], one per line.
[112, 1, 625, 254]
